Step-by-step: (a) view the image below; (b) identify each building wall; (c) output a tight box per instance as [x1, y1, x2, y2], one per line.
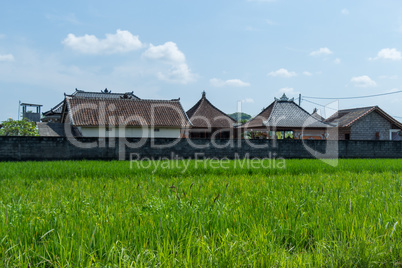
[350, 111, 392, 140]
[293, 129, 327, 140]
[23, 113, 41, 122]
[80, 127, 180, 138]
[1, 137, 402, 161]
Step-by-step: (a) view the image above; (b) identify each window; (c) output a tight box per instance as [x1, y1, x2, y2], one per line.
[390, 129, 402, 141]
[106, 126, 112, 131]
[154, 128, 160, 132]
[285, 131, 294, 139]
[276, 131, 284, 139]
[345, 133, 350, 140]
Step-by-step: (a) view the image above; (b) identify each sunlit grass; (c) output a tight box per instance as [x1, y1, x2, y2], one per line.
[0, 159, 401, 267]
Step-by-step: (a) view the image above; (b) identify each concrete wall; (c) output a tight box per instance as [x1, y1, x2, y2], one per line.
[80, 127, 181, 138]
[1, 137, 401, 161]
[351, 111, 392, 140]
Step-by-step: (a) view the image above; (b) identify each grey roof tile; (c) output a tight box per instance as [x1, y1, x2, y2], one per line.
[43, 89, 140, 116]
[244, 96, 331, 129]
[325, 106, 402, 128]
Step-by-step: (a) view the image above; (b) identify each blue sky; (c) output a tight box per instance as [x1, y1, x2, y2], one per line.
[1, 0, 402, 121]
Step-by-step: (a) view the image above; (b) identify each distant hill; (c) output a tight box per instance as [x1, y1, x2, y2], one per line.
[228, 112, 252, 122]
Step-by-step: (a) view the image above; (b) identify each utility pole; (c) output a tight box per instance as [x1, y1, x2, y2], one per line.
[18, 100, 21, 120]
[298, 94, 301, 106]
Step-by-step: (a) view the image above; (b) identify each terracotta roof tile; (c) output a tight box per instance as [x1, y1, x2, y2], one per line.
[66, 98, 191, 128]
[186, 93, 236, 128]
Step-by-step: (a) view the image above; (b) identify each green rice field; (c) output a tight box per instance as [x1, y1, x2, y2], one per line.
[0, 159, 401, 267]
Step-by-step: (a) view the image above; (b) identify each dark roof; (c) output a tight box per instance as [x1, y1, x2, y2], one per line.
[20, 103, 42, 107]
[186, 92, 237, 128]
[43, 89, 140, 116]
[325, 106, 402, 129]
[65, 98, 191, 128]
[37, 122, 81, 137]
[311, 108, 325, 121]
[244, 94, 331, 129]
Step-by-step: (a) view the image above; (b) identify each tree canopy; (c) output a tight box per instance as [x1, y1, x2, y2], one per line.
[0, 118, 39, 136]
[228, 112, 252, 123]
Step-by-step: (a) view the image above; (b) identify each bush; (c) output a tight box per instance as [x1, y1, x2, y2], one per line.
[0, 118, 39, 136]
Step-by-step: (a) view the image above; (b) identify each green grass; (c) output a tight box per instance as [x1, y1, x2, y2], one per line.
[0, 159, 401, 267]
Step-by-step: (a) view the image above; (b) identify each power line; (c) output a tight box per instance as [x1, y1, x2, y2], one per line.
[303, 98, 402, 120]
[303, 90, 402, 100]
[302, 98, 338, 111]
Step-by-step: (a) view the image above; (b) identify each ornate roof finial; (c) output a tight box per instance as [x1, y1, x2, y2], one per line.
[102, 88, 111, 93]
[202, 91, 206, 98]
[274, 93, 294, 102]
[120, 93, 132, 99]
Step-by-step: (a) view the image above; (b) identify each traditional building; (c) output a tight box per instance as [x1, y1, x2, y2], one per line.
[311, 108, 325, 121]
[61, 97, 191, 138]
[42, 88, 140, 123]
[242, 94, 332, 139]
[186, 92, 237, 139]
[325, 106, 402, 140]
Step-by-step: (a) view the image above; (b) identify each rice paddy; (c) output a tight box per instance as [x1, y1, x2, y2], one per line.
[0, 159, 401, 267]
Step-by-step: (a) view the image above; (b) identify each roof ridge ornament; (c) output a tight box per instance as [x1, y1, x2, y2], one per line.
[120, 93, 132, 99]
[102, 88, 111, 94]
[202, 91, 206, 98]
[274, 93, 294, 102]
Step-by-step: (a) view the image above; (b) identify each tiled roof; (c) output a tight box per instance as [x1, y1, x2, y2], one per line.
[43, 89, 140, 116]
[311, 109, 325, 121]
[244, 95, 331, 129]
[186, 92, 237, 128]
[65, 98, 191, 128]
[43, 100, 65, 116]
[325, 106, 402, 128]
[37, 122, 81, 137]
[69, 89, 140, 100]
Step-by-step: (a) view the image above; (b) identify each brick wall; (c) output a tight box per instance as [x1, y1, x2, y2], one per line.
[1, 137, 402, 161]
[351, 111, 392, 140]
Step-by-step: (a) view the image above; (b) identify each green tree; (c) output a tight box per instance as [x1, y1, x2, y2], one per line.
[0, 118, 39, 136]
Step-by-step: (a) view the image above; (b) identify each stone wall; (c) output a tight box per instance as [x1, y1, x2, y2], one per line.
[351, 111, 392, 140]
[1, 137, 402, 161]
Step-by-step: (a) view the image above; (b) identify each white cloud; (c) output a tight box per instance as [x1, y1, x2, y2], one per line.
[62, 29, 143, 54]
[334, 58, 341, 64]
[210, 78, 250, 87]
[303, 71, 312, 76]
[268, 68, 297, 78]
[372, 48, 402, 61]
[241, 98, 255, 103]
[341, 9, 349, 15]
[46, 13, 80, 25]
[310, 47, 333, 56]
[0, 54, 14, 62]
[351, 75, 377, 87]
[265, 19, 277, 25]
[143, 42, 196, 84]
[143, 42, 185, 63]
[279, 87, 297, 95]
[379, 75, 398, 79]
